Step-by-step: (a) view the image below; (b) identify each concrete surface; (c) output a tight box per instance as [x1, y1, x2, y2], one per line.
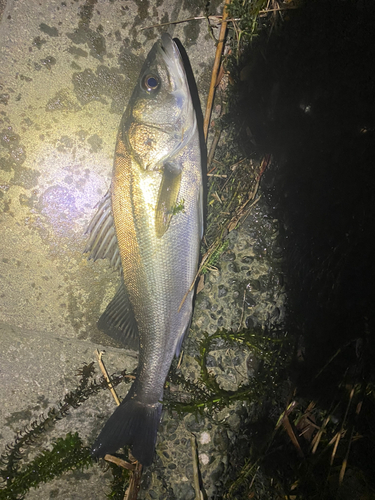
[0, 1, 286, 499]
[0, 0, 218, 498]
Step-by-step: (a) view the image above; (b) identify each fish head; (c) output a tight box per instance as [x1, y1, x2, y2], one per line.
[124, 33, 196, 171]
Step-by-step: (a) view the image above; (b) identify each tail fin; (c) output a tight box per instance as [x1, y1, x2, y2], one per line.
[92, 398, 162, 466]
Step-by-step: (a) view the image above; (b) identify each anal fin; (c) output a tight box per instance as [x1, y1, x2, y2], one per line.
[98, 281, 139, 351]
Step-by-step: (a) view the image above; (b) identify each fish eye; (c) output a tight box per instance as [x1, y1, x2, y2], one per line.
[142, 74, 160, 93]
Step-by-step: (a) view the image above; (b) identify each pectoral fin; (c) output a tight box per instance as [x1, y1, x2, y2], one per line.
[84, 190, 122, 272]
[155, 162, 182, 238]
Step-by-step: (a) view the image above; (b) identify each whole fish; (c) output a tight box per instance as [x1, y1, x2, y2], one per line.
[85, 33, 203, 466]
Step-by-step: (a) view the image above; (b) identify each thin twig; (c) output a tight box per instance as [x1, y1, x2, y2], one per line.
[104, 454, 136, 471]
[331, 386, 354, 466]
[227, 194, 261, 232]
[311, 415, 331, 454]
[283, 417, 304, 458]
[203, 0, 231, 141]
[95, 349, 120, 406]
[259, 5, 298, 14]
[124, 461, 143, 500]
[314, 342, 351, 379]
[191, 436, 202, 500]
[177, 349, 184, 369]
[140, 15, 240, 31]
[212, 191, 223, 204]
[248, 465, 260, 491]
[207, 128, 222, 169]
[237, 289, 247, 332]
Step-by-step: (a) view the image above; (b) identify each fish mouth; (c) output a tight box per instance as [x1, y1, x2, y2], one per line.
[158, 34, 188, 96]
[159, 33, 179, 64]
[157, 33, 196, 147]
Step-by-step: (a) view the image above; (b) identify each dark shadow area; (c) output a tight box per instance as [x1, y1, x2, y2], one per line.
[175, 36, 208, 227]
[226, 0, 375, 496]
[233, 0, 375, 396]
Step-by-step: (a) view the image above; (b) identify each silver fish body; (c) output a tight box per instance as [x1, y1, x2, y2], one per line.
[85, 33, 203, 466]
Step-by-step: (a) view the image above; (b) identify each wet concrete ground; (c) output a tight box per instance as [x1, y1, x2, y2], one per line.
[0, 1, 286, 498]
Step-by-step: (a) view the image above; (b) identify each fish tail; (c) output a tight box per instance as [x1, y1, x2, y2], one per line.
[92, 398, 162, 466]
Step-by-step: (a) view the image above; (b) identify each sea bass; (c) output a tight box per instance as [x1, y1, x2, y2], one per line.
[85, 33, 203, 466]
